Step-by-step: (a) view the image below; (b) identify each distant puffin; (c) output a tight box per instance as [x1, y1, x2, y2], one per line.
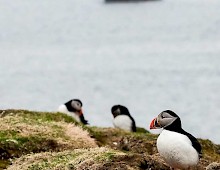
[111, 105, 136, 132]
[150, 110, 202, 169]
[58, 99, 88, 125]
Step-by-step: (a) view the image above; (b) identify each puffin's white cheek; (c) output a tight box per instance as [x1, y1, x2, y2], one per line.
[72, 104, 81, 111]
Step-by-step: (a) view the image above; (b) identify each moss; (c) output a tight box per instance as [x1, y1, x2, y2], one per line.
[95, 152, 116, 162]
[0, 109, 79, 125]
[136, 127, 150, 134]
[0, 130, 19, 140]
[0, 136, 59, 159]
[199, 139, 220, 161]
[104, 152, 115, 161]
[135, 130, 156, 141]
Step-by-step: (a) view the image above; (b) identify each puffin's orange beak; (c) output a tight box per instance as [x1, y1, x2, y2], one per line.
[150, 118, 157, 129]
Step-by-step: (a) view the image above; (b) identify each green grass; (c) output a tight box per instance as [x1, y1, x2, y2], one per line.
[95, 152, 116, 162]
[0, 130, 19, 140]
[199, 139, 220, 160]
[0, 109, 79, 124]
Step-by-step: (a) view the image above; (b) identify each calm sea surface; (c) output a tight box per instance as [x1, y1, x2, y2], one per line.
[1, 0, 220, 143]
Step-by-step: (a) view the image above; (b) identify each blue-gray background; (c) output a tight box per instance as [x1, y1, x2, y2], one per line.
[1, 0, 220, 143]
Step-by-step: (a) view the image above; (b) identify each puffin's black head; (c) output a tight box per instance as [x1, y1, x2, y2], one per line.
[72, 99, 83, 107]
[65, 99, 83, 113]
[111, 105, 130, 118]
[65, 99, 89, 125]
[150, 110, 182, 130]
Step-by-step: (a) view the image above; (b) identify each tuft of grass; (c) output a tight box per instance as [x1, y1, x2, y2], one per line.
[0, 130, 19, 140]
[103, 152, 115, 161]
[95, 152, 116, 162]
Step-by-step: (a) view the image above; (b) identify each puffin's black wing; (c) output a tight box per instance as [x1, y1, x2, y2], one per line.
[182, 130, 202, 158]
[130, 116, 136, 132]
[132, 121, 136, 132]
[79, 114, 89, 125]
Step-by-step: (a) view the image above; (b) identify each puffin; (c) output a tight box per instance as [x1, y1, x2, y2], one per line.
[150, 110, 202, 169]
[111, 105, 136, 132]
[58, 99, 88, 125]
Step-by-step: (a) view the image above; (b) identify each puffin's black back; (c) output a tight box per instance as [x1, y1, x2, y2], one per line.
[163, 110, 202, 157]
[182, 130, 202, 157]
[112, 105, 136, 132]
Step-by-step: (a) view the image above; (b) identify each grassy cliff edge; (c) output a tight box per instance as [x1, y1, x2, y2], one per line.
[0, 110, 219, 170]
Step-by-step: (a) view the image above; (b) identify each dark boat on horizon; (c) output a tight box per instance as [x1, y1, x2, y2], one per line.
[105, 0, 160, 3]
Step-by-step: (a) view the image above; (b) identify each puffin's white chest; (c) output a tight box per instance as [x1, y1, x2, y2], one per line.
[113, 115, 132, 131]
[58, 104, 80, 122]
[157, 130, 199, 169]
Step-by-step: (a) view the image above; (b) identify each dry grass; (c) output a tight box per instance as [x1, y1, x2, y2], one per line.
[6, 147, 125, 170]
[0, 110, 97, 147]
[0, 115, 55, 137]
[7, 147, 170, 170]
[0, 110, 97, 161]
[54, 122, 97, 148]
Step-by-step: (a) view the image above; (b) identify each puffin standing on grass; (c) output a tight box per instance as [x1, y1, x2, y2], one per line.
[150, 110, 202, 169]
[111, 105, 136, 132]
[58, 99, 88, 125]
